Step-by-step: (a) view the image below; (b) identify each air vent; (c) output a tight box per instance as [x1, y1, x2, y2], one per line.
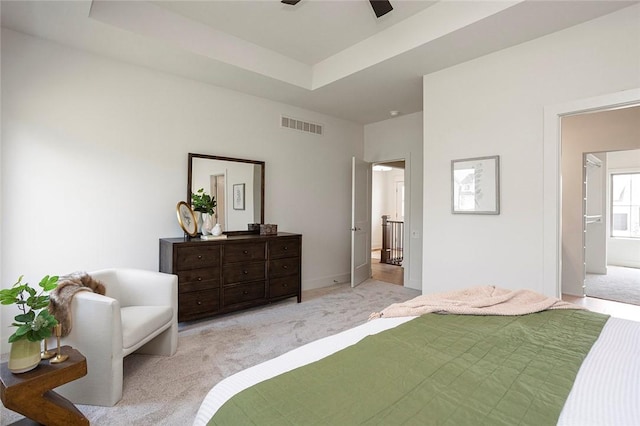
[281, 115, 323, 135]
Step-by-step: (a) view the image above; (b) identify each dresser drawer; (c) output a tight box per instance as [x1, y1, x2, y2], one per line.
[223, 261, 266, 285]
[178, 289, 220, 321]
[178, 279, 220, 294]
[176, 246, 221, 270]
[223, 242, 266, 264]
[269, 257, 300, 279]
[177, 268, 220, 284]
[269, 276, 299, 299]
[223, 282, 266, 307]
[269, 238, 300, 259]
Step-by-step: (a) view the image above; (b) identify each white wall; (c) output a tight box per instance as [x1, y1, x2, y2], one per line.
[364, 111, 423, 291]
[1, 29, 363, 352]
[422, 5, 640, 296]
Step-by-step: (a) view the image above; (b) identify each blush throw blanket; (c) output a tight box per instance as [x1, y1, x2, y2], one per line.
[48, 272, 106, 336]
[369, 285, 582, 319]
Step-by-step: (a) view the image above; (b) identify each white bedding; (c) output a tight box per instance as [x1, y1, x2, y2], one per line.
[194, 315, 640, 426]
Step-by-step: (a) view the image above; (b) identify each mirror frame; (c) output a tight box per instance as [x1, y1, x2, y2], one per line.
[187, 153, 265, 233]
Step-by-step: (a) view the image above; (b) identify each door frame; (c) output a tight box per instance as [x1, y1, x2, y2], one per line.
[543, 88, 640, 297]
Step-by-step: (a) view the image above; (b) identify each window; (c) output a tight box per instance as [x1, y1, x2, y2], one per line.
[611, 172, 640, 238]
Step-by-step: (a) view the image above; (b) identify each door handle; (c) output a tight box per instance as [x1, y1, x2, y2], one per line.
[351, 227, 362, 231]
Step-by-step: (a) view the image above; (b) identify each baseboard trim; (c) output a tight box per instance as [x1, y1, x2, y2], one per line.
[302, 273, 350, 291]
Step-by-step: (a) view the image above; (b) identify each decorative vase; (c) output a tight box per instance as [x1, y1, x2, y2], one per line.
[202, 213, 214, 236]
[211, 223, 222, 236]
[194, 211, 203, 234]
[8, 339, 41, 373]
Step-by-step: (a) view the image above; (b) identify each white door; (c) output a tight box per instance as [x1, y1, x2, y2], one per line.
[351, 157, 372, 287]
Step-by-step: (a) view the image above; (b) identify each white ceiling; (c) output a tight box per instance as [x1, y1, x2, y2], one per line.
[1, 0, 637, 124]
[152, 0, 438, 65]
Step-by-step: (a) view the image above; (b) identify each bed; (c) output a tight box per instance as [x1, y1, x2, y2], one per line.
[193, 287, 640, 426]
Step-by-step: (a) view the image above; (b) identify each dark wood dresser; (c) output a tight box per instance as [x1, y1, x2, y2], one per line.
[159, 233, 301, 322]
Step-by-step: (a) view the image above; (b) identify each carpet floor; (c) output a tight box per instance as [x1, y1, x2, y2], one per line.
[1, 280, 419, 426]
[585, 265, 640, 306]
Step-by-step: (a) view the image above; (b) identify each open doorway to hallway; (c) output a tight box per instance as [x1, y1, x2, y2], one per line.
[371, 160, 405, 286]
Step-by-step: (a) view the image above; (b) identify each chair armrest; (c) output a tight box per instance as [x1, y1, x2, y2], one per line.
[112, 269, 177, 309]
[57, 291, 124, 406]
[62, 291, 123, 358]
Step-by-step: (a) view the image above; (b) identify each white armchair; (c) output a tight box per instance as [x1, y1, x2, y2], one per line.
[54, 268, 178, 406]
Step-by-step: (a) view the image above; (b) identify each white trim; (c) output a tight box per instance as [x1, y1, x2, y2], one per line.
[543, 88, 640, 298]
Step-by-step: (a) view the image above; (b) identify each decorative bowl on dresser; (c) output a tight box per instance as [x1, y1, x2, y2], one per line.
[160, 232, 301, 322]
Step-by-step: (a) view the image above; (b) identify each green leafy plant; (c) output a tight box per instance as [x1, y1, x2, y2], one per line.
[0, 275, 59, 343]
[191, 188, 217, 215]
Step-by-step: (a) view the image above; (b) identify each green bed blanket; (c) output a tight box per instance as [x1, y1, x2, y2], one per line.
[209, 309, 609, 425]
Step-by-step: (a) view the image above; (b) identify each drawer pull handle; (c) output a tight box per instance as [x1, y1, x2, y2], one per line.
[243, 270, 248, 274]
[197, 255, 203, 259]
[243, 290, 249, 295]
[243, 250, 249, 254]
[197, 277, 202, 281]
[283, 283, 288, 287]
[283, 265, 288, 269]
[283, 246, 288, 250]
[197, 301, 202, 305]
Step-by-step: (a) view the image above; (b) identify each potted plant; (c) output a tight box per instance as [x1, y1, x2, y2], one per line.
[191, 188, 217, 235]
[191, 188, 216, 215]
[0, 275, 59, 373]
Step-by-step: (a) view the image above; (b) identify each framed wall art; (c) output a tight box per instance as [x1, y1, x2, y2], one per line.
[451, 155, 500, 215]
[233, 183, 245, 210]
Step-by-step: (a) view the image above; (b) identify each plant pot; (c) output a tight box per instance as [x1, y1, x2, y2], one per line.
[8, 339, 41, 373]
[193, 211, 203, 234]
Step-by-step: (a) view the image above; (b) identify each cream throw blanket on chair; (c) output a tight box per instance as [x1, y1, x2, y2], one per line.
[369, 285, 583, 320]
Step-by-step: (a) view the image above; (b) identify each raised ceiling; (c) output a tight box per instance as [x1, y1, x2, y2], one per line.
[152, 0, 438, 65]
[1, 0, 637, 124]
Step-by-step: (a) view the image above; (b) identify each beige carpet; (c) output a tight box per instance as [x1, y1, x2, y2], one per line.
[585, 265, 640, 306]
[1, 280, 419, 425]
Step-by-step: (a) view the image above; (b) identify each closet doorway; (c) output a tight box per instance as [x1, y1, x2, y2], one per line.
[583, 149, 640, 305]
[560, 105, 640, 302]
[371, 160, 405, 286]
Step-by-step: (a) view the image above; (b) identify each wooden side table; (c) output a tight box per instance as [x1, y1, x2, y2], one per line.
[0, 345, 89, 426]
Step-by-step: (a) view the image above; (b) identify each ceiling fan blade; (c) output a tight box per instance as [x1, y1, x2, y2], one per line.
[369, 0, 393, 18]
[281, 0, 301, 5]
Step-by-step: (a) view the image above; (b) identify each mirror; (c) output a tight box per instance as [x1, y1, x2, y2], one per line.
[188, 153, 265, 233]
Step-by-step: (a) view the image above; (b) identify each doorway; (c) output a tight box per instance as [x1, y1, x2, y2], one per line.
[371, 160, 405, 286]
[558, 102, 640, 300]
[210, 174, 225, 230]
[543, 89, 639, 299]
[583, 148, 640, 305]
